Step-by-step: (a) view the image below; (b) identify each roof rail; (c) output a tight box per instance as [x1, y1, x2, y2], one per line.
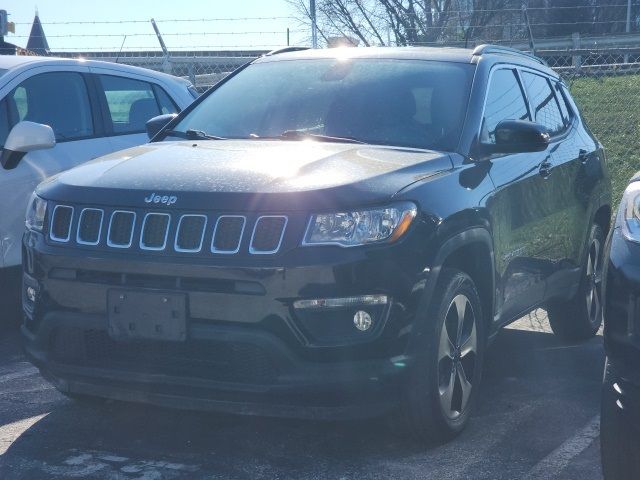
[472, 44, 547, 66]
[264, 46, 311, 57]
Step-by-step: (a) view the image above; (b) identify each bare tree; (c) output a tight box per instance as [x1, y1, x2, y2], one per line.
[288, 0, 637, 48]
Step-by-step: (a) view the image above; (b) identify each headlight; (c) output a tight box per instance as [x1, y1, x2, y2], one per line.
[620, 182, 640, 241]
[25, 194, 47, 232]
[303, 202, 417, 247]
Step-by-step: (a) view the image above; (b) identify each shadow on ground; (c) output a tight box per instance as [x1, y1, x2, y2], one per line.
[0, 320, 605, 480]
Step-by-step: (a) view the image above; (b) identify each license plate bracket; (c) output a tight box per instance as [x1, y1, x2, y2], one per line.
[107, 290, 187, 342]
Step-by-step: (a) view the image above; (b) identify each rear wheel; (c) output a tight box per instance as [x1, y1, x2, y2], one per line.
[392, 268, 485, 444]
[547, 224, 604, 341]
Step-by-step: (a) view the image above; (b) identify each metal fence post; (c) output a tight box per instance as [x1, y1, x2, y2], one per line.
[572, 32, 582, 72]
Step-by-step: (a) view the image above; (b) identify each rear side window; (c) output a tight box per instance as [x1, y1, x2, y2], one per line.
[554, 82, 573, 127]
[99, 75, 165, 134]
[521, 72, 565, 136]
[9, 72, 94, 141]
[481, 69, 531, 144]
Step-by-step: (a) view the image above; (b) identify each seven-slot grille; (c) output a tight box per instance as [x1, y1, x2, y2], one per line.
[48, 206, 288, 255]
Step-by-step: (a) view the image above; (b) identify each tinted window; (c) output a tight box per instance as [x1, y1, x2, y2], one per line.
[99, 75, 162, 133]
[554, 82, 572, 126]
[172, 59, 475, 151]
[9, 72, 94, 141]
[0, 100, 9, 148]
[521, 72, 565, 135]
[482, 69, 530, 144]
[153, 85, 179, 115]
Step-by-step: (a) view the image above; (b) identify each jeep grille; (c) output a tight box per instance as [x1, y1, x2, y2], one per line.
[48, 205, 288, 256]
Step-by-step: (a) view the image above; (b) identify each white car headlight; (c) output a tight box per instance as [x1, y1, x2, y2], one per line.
[25, 193, 47, 232]
[303, 202, 417, 247]
[620, 182, 640, 241]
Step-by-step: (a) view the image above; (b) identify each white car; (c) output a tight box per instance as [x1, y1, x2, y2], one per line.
[0, 55, 196, 292]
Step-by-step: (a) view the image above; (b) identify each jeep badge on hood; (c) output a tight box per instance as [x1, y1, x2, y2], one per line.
[144, 193, 177, 206]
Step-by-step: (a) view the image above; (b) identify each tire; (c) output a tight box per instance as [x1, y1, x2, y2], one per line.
[392, 268, 485, 444]
[601, 359, 640, 480]
[547, 224, 604, 341]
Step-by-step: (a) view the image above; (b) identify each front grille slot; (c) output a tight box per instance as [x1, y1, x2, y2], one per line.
[250, 216, 287, 254]
[140, 213, 170, 250]
[77, 208, 103, 245]
[175, 215, 207, 252]
[50, 205, 74, 242]
[107, 211, 136, 248]
[212, 216, 245, 254]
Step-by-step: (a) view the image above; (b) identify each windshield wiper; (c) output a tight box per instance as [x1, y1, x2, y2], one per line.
[164, 129, 227, 140]
[249, 130, 365, 144]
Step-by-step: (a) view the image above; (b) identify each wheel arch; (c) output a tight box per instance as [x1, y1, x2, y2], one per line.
[409, 227, 496, 353]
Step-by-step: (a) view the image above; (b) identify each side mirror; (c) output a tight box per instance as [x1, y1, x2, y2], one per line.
[1, 121, 56, 170]
[146, 113, 177, 140]
[490, 120, 550, 154]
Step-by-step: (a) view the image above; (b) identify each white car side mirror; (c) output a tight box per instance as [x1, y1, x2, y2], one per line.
[2, 121, 56, 170]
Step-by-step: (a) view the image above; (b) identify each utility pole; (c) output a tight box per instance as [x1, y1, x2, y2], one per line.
[150, 18, 172, 74]
[310, 0, 318, 48]
[626, 0, 632, 33]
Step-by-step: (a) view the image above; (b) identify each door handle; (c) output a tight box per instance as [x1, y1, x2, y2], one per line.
[579, 149, 589, 164]
[539, 159, 553, 178]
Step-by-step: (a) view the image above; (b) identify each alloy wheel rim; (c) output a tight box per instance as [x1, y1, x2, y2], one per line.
[437, 294, 477, 420]
[585, 237, 603, 328]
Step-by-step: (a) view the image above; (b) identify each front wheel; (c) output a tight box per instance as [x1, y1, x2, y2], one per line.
[392, 268, 485, 444]
[547, 224, 604, 341]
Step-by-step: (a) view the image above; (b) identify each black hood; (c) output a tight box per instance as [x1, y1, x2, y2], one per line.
[37, 140, 452, 211]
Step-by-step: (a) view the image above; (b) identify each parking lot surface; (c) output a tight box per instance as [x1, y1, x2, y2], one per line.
[0, 310, 604, 480]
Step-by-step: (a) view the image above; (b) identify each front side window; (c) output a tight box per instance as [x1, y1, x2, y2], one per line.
[171, 59, 475, 151]
[9, 72, 94, 141]
[99, 75, 164, 134]
[0, 100, 9, 148]
[521, 71, 565, 136]
[481, 69, 531, 144]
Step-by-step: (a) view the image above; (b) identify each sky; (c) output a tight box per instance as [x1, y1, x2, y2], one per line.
[4, 0, 310, 51]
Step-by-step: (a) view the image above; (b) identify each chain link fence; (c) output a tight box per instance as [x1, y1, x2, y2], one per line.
[538, 46, 640, 203]
[56, 40, 640, 203]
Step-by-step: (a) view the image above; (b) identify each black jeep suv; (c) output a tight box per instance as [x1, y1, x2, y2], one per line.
[21, 45, 611, 442]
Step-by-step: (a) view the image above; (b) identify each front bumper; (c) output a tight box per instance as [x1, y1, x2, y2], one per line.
[22, 229, 430, 418]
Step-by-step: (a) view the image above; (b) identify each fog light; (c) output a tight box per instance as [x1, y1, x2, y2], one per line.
[353, 310, 372, 331]
[26, 286, 37, 303]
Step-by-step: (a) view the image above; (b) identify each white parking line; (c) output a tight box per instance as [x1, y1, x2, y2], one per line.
[523, 415, 600, 479]
[0, 413, 49, 455]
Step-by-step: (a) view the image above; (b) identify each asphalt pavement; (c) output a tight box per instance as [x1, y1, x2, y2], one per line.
[0, 309, 605, 479]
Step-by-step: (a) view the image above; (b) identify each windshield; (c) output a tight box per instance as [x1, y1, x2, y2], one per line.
[171, 58, 474, 151]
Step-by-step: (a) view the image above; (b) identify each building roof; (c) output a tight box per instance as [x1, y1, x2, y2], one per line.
[26, 13, 49, 55]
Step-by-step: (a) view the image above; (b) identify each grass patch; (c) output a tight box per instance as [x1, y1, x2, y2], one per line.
[569, 74, 640, 206]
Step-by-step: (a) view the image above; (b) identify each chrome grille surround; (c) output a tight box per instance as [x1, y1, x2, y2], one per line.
[249, 215, 288, 255]
[76, 208, 104, 246]
[140, 213, 171, 251]
[49, 205, 74, 243]
[211, 215, 246, 254]
[174, 214, 207, 253]
[46, 204, 288, 256]
[107, 211, 136, 249]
